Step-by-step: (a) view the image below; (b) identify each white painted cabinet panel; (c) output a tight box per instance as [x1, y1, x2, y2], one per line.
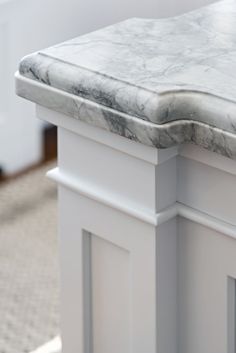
[38, 106, 236, 353]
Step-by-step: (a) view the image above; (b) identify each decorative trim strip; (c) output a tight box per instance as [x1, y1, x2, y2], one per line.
[178, 204, 236, 239]
[47, 167, 162, 225]
[47, 168, 236, 238]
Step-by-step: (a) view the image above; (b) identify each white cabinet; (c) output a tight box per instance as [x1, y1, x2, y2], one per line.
[34, 106, 236, 353]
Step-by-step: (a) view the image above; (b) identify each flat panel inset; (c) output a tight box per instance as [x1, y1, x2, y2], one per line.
[84, 232, 131, 353]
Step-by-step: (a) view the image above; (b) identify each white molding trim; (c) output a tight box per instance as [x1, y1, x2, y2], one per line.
[178, 203, 236, 239]
[47, 167, 163, 225]
[30, 336, 61, 353]
[47, 168, 236, 238]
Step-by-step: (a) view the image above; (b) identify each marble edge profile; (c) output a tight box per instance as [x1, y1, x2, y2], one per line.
[18, 52, 236, 133]
[15, 71, 236, 160]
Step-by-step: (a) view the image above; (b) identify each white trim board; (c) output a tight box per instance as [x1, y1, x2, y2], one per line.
[47, 168, 236, 239]
[180, 143, 236, 176]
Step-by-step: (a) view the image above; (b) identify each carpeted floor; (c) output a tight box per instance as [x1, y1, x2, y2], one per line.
[0, 162, 60, 353]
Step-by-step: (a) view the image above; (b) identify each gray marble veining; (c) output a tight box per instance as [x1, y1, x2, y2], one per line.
[16, 0, 236, 158]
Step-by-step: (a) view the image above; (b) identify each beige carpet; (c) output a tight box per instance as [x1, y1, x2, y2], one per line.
[0, 162, 60, 353]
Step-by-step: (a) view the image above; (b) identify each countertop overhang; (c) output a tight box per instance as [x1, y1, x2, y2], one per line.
[15, 0, 236, 158]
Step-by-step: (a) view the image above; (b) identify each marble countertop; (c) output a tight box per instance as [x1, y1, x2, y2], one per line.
[16, 0, 236, 158]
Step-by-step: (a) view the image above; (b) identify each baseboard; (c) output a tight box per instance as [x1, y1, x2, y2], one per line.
[30, 336, 61, 353]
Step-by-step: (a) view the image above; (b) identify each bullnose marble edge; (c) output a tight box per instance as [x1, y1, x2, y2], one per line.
[15, 71, 236, 159]
[15, 0, 236, 159]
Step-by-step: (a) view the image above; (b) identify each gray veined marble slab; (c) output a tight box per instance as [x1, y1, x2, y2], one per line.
[15, 0, 236, 158]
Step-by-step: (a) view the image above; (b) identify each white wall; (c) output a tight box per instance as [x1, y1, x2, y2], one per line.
[0, 0, 214, 174]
